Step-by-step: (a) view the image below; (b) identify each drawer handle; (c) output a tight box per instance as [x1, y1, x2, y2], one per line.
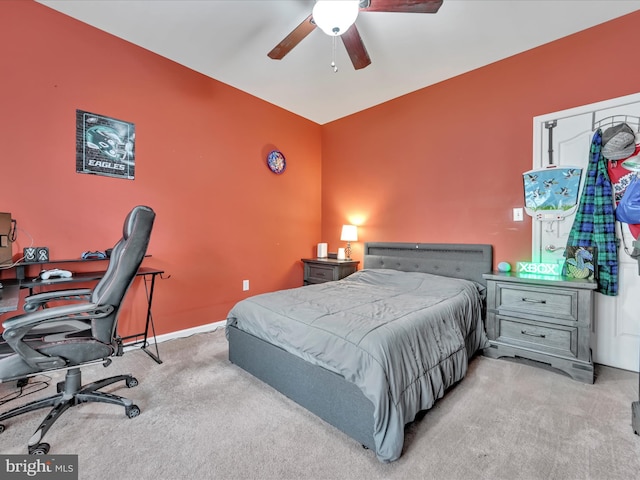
[521, 297, 546, 304]
[317, 272, 326, 277]
[521, 330, 546, 338]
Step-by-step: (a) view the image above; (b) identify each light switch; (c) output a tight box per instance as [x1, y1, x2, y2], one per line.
[513, 208, 524, 222]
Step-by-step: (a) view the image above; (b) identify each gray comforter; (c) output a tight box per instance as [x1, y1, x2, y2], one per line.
[226, 269, 488, 462]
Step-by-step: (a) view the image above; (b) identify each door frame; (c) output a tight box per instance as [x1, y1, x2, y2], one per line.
[531, 91, 640, 370]
[531, 91, 640, 259]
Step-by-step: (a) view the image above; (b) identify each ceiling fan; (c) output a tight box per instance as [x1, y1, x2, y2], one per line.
[267, 0, 444, 70]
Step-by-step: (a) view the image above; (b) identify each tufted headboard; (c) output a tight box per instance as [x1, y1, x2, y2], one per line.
[363, 242, 493, 287]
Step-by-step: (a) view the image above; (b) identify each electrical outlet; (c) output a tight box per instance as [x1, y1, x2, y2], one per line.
[242, 279, 249, 291]
[513, 208, 524, 222]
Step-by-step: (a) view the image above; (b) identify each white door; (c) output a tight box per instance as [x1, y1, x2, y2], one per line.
[532, 93, 640, 372]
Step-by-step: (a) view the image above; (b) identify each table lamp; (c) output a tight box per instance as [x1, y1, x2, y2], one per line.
[340, 225, 358, 260]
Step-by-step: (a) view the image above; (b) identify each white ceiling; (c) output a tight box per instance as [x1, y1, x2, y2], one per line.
[37, 0, 640, 125]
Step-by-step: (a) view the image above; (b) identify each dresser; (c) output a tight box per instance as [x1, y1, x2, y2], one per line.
[482, 271, 597, 383]
[301, 258, 359, 285]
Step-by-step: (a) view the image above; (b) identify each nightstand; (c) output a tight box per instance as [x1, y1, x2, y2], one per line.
[482, 271, 596, 384]
[301, 258, 359, 285]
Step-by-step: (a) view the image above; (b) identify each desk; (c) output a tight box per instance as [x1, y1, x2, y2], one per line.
[1, 266, 164, 364]
[121, 267, 164, 364]
[13, 255, 150, 281]
[0, 280, 20, 314]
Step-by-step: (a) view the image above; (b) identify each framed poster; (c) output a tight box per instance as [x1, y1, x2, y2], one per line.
[76, 110, 135, 180]
[564, 246, 597, 280]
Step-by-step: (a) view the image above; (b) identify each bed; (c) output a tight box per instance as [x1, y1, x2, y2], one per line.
[226, 242, 493, 463]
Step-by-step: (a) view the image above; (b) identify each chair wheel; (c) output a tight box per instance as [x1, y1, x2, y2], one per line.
[29, 443, 50, 455]
[126, 377, 139, 388]
[126, 405, 141, 418]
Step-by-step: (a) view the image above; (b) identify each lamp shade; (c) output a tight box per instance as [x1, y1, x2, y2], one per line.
[340, 224, 358, 242]
[312, 0, 359, 36]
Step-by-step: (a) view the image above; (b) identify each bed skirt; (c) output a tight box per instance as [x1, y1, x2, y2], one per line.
[228, 324, 376, 450]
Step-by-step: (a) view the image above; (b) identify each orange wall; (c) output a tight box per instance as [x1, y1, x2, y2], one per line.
[3, 2, 640, 338]
[0, 1, 322, 336]
[321, 11, 640, 266]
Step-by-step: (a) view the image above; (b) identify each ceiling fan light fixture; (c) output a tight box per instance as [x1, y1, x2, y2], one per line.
[312, 0, 360, 36]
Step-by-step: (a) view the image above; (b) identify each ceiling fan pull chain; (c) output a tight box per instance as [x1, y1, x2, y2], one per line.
[331, 36, 338, 73]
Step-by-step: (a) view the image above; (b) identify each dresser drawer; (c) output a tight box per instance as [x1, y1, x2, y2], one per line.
[483, 272, 595, 383]
[495, 282, 578, 322]
[301, 258, 359, 285]
[306, 264, 336, 283]
[496, 315, 577, 358]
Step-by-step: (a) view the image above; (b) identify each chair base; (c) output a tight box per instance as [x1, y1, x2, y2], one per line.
[0, 367, 140, 454]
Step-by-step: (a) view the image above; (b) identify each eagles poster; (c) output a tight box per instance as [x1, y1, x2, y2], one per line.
[76, 110, 135, 180]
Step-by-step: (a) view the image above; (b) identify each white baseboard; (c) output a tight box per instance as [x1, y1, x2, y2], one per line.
[123, 319, 227, 352]
[154, 319, 227, 343]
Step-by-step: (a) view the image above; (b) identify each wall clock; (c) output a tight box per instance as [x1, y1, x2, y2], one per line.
[267, 150, 286, 174]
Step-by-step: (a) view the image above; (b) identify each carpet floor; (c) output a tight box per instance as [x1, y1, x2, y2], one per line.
[1, 328, 640, 480]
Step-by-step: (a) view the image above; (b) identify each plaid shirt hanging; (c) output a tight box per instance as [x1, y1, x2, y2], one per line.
[563, 129, 619, 296]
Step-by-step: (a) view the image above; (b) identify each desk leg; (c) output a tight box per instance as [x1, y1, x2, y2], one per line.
[633, 401, 640, 435]
[140, 273, 162, 364]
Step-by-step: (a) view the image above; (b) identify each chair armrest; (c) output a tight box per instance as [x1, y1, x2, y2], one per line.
[23, 289, 93, 312]
[2, 303, 114, 370]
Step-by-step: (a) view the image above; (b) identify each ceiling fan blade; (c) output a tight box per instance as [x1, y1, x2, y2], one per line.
[359, 0, 443, 14]
[341, 24, 371, 70]
[268, 14, 316, 60]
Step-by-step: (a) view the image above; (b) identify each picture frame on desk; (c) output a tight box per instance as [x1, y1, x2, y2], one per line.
[564, 246, 597, 280]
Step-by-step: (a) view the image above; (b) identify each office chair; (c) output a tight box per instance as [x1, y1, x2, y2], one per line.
[0, 205, 155, 454]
